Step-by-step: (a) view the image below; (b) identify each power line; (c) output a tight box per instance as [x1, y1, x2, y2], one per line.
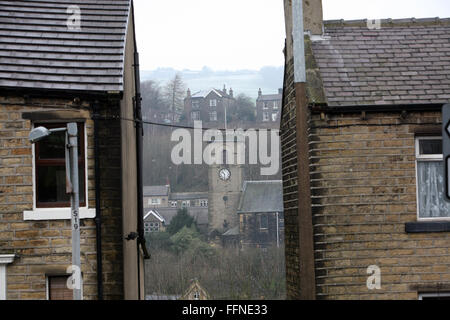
[95, 114, 280, 132]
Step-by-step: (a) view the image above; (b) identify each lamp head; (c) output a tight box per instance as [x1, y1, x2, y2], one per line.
[29, 126, 51, 144]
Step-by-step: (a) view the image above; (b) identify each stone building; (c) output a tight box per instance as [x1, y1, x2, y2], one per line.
[143, 185, 170, 209]
[142, 187, 209, 233]
[179, 279, 210, 300]
[184, 87, 235, 127]
[144, 210, 166, 234]
[281, 0, 450, 299]
[237, 181, 284, 248]
[256, 89, 283, 124]
[0, 0, 148, 300]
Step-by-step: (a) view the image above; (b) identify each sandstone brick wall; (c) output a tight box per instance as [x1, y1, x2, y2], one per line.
[280, 57, 303, 299]
[0, 95, 123, 300]
[310, 110, 450, 299]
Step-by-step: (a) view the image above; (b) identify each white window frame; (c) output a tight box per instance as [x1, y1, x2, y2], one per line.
[182, 200, 190, 208]
[415, 136, 450, 221]
[418, 292, 450, 300]
[263, 102, 269, 110]
[149, 222, 160, 232]
[273, 101, 279, 109]
[24, 123, 95, 221]
[170, 201, 178, 208]
[200, 199, 208, 207]
[0, 255, 15, 300]
[150, 198, 161, 205]
[262, 112, 269, 122]
[210, 111, 217, 122]
[209, 99, 217, 107]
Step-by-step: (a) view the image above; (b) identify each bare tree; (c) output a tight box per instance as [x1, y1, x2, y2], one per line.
[164, 73, 186, 113]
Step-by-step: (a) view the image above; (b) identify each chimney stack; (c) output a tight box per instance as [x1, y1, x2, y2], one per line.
[303, 0, 323, 35]
[258, 88, 262, 98]
[187, 88, 191, 97]
[229, 88, 233, 98]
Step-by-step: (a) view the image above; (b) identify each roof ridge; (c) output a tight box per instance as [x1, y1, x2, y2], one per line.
[324, 17, 450, 27]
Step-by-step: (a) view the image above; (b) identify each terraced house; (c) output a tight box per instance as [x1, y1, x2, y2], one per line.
[282, 0, 450, 299]
[0, 0, 149, 300]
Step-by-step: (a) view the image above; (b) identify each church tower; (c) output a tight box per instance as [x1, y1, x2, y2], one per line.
[207, 133, 244, 234]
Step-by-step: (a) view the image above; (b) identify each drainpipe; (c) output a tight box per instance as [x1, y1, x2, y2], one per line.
[292, 0, 316, 299]
[92, 101, 103, 300]
[131, 0, 150, 301]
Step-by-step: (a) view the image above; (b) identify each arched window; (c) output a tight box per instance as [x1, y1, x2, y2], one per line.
[222, 149, 228, 165]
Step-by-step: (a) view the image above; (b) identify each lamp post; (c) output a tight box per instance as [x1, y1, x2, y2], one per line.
[29, 122, 81, 300]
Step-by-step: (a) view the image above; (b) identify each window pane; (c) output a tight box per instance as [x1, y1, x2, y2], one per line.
[417, 161, 450, 218]
[419, 139, 442, 155]
[37, 165, 85, 206]
[36, 123, 83, 159]
[37, 130, 66, 159]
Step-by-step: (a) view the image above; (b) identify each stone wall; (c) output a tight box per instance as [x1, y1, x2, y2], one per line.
[280, 57, 303, 299]
[0, 95, 123, 300]
[310, 110, 450, 299]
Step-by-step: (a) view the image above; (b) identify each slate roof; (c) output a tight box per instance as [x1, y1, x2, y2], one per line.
[257, 93, 282, 102]
[311, 18, 450, 106]
[148, 207, 178, 225]
[143, 185, 170, 197]
[170, 192, 208, 201]
[0, 0, 131, 92]
[191, 88, 232, 99]
[237, 180, 284, 214]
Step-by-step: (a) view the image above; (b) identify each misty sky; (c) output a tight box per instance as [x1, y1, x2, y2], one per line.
[133, 0, 450, 71]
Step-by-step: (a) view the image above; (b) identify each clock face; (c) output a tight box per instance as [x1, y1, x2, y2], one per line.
[219, 168, 231, 181]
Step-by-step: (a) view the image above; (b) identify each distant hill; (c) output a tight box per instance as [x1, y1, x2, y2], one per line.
[141, 66, 284, 99]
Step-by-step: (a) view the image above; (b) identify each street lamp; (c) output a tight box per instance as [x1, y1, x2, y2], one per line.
[28, 122, 82, 300]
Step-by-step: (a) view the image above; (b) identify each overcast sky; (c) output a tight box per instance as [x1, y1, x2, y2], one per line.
[133, 0, 450, 71]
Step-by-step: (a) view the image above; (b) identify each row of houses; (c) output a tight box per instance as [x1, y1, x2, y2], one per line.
[152, 87, 283, 127]
[143, 180, 285, 249]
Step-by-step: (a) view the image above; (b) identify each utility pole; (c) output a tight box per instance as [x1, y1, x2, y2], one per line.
[67, 123, 82, 300]
[28, 122, 82, 300]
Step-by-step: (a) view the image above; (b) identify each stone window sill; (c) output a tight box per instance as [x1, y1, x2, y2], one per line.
[23, 208, 95, 221]
[405, 221, 450, 233]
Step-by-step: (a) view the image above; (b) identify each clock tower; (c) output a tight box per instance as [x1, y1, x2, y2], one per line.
[207, 134, 244, 234]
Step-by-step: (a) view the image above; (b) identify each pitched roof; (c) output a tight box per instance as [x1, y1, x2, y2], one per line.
[149, 207, 178, 225]
[143, 185, 170, 197]
[237, 180, 284, 214]
[0, 0, 131, 92]
[191, 88, 232, 99]
[170, 192, 208, 201]
[311, 18, 450, 106]
[144, 210, 165, 223]
[257, 93, 282, 102]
